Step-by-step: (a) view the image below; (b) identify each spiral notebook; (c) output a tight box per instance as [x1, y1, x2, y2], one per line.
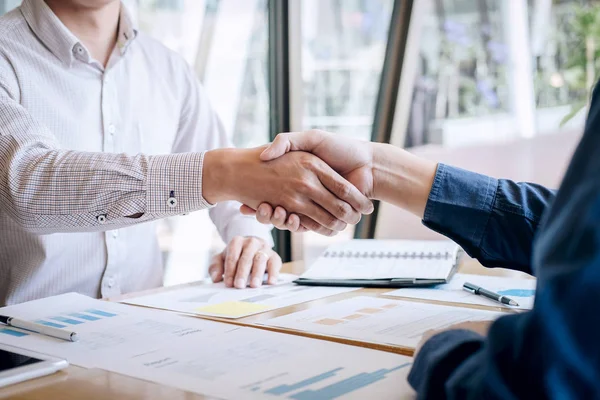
[295, 239, 462, 288]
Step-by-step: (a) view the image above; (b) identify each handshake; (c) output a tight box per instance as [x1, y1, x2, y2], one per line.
[203, 130, 438, 235]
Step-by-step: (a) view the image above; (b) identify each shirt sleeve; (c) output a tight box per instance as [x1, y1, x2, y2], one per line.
[0, 76, 212, 235]
[409, 84, 600, 399]
[171, 58, 273, 246]
[422, 163, 556, 274]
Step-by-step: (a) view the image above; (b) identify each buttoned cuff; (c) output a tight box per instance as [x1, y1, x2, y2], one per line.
[146, 152, 214, 215]
[422, 163, 498, 254]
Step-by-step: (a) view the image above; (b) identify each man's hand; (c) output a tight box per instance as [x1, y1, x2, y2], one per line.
[209, 236, 281, 289]
[239, 130, 375, 231]
[414, 321, 492, 358]
[202, 146, 373, 236]
[241, 130, 437, 230]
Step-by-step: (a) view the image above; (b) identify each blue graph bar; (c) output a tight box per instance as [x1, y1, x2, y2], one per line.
[49, 316, 83, 325]
[36, 320, 66, 329]
[497, 289, 535, 297]
[266, 368, 344, 395]
[290, 363, 411, 400]
[0, 328, 29, 337]
[69, 313, 100, 321]
[86, 309, 117, 317]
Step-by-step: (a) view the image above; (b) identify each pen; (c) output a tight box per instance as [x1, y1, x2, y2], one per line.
[462, 282, 520, 307]
[0, 315, 79, 342]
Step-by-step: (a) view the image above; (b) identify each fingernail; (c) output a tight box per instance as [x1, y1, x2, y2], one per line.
[259, 208, 267, 217]
[211, 271, 219, 281]
[235, 278, 246, 288]
[251, 277, 261, 287]
[225, 277, 233, 287]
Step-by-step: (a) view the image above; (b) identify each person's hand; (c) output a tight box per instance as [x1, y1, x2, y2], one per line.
[241, 129, 437, 229]
[203, 146, 373, 236]
[209, 236, 281, 289]
[239, 130, 375, 231]
[414, 321, 492, 358]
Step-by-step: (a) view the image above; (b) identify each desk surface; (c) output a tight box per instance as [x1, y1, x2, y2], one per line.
[0, 258, 523, 399]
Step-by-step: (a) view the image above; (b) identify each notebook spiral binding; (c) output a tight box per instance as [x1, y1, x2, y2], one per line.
[323, 250, 453, 260]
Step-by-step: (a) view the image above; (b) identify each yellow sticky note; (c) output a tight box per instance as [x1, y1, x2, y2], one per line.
[195, 301, 271, 318]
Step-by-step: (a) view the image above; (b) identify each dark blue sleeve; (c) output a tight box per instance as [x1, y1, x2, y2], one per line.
[423, 163, 556, 274]
[409, 86, 600, 399]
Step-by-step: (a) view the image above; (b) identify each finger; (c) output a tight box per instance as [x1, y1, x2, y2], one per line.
[234, 238, 263, 289]
[239, 204, 257, 216]
[271, 206, 288, 230]
[249, 251, 269, 288]
[307, 179, 363, 225]
[223, 236, 244, 287]
[285, 213, 301, 231]
[256, 203, 275, 224]
[266, 252, 282, 285]
[208, 252, 225, 282]
[298, 214, 337, 236]
[316, 164, 374, 216]
[260, 130, 327, 161]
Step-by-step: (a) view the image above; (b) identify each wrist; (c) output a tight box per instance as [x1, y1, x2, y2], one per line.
[371, 143, 437, 218]
[202, 148, 238, 204]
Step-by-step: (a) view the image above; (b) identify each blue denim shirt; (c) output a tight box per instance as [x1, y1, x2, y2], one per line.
[408, 89, 600, 398]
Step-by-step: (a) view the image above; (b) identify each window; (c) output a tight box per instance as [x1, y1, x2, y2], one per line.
[394, 0, 588, 150]
[291, 0, 395, 264]
[133, 0, 270, 284]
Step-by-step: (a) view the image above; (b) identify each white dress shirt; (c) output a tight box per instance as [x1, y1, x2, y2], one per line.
[0, 0, 272, 306]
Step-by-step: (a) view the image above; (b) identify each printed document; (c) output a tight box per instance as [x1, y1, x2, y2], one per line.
[385, 273, 536, 310]
[260, 296, 504, 349]
[0, 293, 414, 399]
[122, 274, 357, 318]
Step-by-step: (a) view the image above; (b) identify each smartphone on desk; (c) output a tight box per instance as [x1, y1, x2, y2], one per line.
[0, 343, 68, 388]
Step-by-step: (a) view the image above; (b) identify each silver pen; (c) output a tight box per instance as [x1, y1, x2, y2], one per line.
[0, 315, 79, 342]
[463, 282, 519, 306]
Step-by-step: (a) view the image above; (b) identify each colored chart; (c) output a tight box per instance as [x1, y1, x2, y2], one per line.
[263, 364, 412, 399]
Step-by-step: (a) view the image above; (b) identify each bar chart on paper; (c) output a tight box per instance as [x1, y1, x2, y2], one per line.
[259, 363, 412, 399]
[261, 296, 504, 349]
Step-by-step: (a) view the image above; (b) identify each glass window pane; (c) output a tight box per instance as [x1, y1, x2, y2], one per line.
[133, 0, 269, 285]
[398, 0, 587, 150]
[294, 0, 395, 264]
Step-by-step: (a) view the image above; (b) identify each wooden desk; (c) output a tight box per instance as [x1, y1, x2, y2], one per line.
[0, 258, 527, 399]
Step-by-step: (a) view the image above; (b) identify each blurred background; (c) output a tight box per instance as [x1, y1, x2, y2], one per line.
[1, 0, 596, 283]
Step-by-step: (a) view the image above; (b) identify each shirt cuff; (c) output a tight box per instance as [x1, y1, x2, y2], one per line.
[408, 329, 484, 398]
[146, 152, 214, 215]
[423, 163, 498, 254]
[224, 217, 274, 247]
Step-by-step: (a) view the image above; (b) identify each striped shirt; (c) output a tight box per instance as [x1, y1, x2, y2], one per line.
[0, 0, 272, 306]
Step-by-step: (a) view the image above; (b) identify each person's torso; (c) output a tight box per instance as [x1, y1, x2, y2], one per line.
[0, 4, 190, 305]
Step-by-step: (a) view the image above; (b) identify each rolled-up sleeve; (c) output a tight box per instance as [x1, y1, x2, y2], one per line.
[423, 163, 556, 274]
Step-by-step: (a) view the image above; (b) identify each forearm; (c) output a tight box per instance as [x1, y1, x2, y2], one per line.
[371, 142, 437, 217]
[370, 143, 554, 273]
[1, 136, 211, 233]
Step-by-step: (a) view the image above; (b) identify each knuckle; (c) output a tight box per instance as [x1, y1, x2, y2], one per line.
[335, 202, 352, 219]
[337, 182, 352, 198]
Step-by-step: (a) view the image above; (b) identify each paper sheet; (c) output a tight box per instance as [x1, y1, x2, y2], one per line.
[301, 240, 459, 280]
[260, 296, 504, 349]
[0, 293, 415, 399]
[122, 274, 358, 319]
[384, 273, 536, 310]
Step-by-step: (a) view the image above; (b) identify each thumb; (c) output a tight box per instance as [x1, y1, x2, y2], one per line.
[260, 131, 326, 161]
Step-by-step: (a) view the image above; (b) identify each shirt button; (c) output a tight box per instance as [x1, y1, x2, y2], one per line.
[107, 277, 115, 288]
[112, 230, 119, 239]
[167, 197, 178, 208]
[108, 125, 116, 135]
[96, 214, 107, 224]
[73, 44, 85, 56]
